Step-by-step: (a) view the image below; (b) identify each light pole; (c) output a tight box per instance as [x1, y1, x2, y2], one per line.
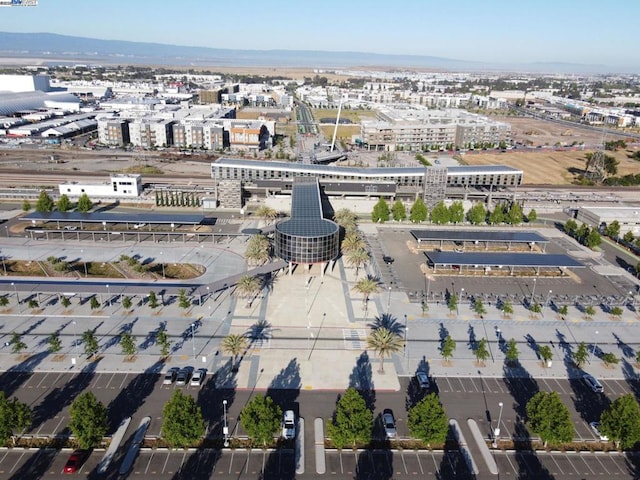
[589, 330, 599, 364]
[493, 401, 504, 448]
[387, 286, 392, 313]
[222, 399, 229, 447]
[495, 327, 501, 360]
[72, 320, 78, 356]
[404, 314, 408, 367]
[191, 322, 196, 359]
[160, 251, 165, 279]
[1, 253, 6, 276]
[80, 249, 88, 277]
[11, 282, 20, 312]
[545, 290, 553, 310]
[106, 284, 113, 315]
[457, 288, 464, 315]
[206, 286, 210, 304]
[530, 278, 537, 306]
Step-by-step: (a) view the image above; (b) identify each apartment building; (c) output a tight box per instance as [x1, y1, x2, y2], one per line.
[97, 118, 130, 146]
[128, 118, 174, 148]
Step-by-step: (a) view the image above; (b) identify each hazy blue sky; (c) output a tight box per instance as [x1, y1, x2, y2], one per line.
[0, 0, 637, 67]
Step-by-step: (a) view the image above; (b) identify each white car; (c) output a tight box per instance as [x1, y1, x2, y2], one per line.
[281, 410, 296, 440]
[589, 422, 609, 441]
[190, 368, 206, 387]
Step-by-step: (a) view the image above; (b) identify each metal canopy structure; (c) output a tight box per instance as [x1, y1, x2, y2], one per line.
[21, 211, 209, 225]
[411, 230, 548, 243]
[424, 251, 584, 275]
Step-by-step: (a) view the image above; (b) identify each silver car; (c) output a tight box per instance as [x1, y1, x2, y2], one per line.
[382, 409, 396, 439]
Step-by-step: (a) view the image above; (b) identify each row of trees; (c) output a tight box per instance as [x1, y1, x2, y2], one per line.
[564, 219, 602, 250]
[154, 190, 202, 207]
[371, 198, 535, 226]
[22, 191, 92, 213]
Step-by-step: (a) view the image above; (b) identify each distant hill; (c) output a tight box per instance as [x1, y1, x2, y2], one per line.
[0, 31, 631, 74]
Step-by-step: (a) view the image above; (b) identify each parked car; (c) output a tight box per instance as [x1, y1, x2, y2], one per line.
[382, 409, 397, 439]
[162, 367, 179, 385]
[63, 225, 78, 231]
[583, 373, 604, 393]
[415, 371, 430, 390]
[589, 421, 609, 441]
[281, 410, 296, 440]
[175, 367, 193, 386]
[190, 368, 206, 387]
[63, 450, 87, 473]
[382, 255, 394, 265]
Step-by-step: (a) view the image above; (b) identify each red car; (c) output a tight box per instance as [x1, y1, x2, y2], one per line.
[63, 451, 86, 474]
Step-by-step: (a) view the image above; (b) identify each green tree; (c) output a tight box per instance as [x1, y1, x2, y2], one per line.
[344, 248, 369, 279]
[500, 300, 514, 318]
[27, 298, 38, 309]
[488, 205, 505, 225]
[148, 291, 160, 309]
[161, 390, 206, 448]
[584, 305, 596, 320]
[409, 197, 428, 223]
[222, 334, 248, 371]
[56, 194, 72, 212]
[604, 220, 621, 239]
[473, 298, 487, 317]
[89, 296, 100, 310]
[240, 394, 282, 447]
[440, 335, 456, 362]
[530, 302, 542, 315]
[122, 296, 132, 310]
[48, 333, 62, 354]
[326, 387, 373, 449]
[333, 208, 358, 233]
[341, 233, 366, 254]
[366, 327, 403, 373]
[466, 203, 487, 225]
[526, 391, 574, 446]
[0, 296, 7, 308]
[35, 190, 54, 213]
[538, 345, 553, 366]
[558, 305, 568, 318]
[564, 219, 578, 237]
[234, 275, 261, 308]
[407, 393, 449, 445]
[371, 197, 390, 223]
[505, 338, 519, 365]
[69, 392, 108, 449]
[177, 288, 191, 310]
[353, 277, 379, 313]
[76, 193, 93, 213]
[10, 332, 26, 354]
[21, 199, 31, 212]
[610, 306, 623, 319]
[601, 352, 619, 367]
[585, 229, 602, 249]
[430, 200, 450, 224]
[572, 342, 589, 368]
[391, 200, 406, 222]
[447, 293, 458, 314]
[255, 205, 277, 224]
[600, 394, 640, 449]
[157, 328, 172, 357]
[622, 231, 635, 244]
[82, 330, 99, 358]
[474, 338, 490, 364]
[120, 332, 136, 357]
[448, 201, 465, 224]
[0, 392, 32, 445]
[60, 296, 71, 309]
[245, 234, 271, 266]
[526, 208, 538, 223]
[506, 202, 524, 225]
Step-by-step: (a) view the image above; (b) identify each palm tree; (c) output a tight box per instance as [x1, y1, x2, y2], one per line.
[255, 205, 277, 224]
[366, 327, 403, 373]
[353, 276, 379, 314]
[344, 248, 369, 278]
[245, 234, 271, 266]
[333, 208, 358, 232]
[368, 313, 405, 337]
[341, 233, 366, 254]
[221, 334, 248, 372]
[234, 275, 261, 307]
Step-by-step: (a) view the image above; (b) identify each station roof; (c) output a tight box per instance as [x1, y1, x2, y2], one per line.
[424, 251, 584, 268]
[21, 211, 210, 225]
[411, 230, 549, 243]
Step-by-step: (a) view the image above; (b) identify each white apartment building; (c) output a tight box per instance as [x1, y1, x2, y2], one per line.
[128, 118, 174, 148]
[59, 174, 142, 198]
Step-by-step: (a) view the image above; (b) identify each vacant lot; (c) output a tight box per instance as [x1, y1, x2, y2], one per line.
[462, 148, 640, 185]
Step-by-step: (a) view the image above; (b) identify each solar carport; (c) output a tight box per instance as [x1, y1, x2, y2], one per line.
[424, 251, 584, 275]
[411, 230, 550, 252]
[21, 211, 209, 227]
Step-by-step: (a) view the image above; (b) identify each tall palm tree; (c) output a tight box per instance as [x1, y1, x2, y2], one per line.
[245, 234, 271, 266]
[341, 232, 366, 254]
[333, 208, 358, 232]
[234, 275, 261, 307]
[368, 313, 405, 337]
[255, 205, 277, 224]
[366, 327, 403, 373]
[353, 276, 379, 313]
[344, 248, 369, 278]
[221, 334, 248, 372]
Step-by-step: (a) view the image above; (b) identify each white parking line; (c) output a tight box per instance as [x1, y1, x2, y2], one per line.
[143, 451, 155, 475]
[549, 378, 568, 395]
[413, 451, 425, 475]
[34, 372, 51, 389]
[8, 451, 26, 473]
[117, 373, 129, 390]
[105, 372, 118, 389]
[577, 453, 597, 475]
[562, 453, 584, 476]
[549, 453, 565, 476]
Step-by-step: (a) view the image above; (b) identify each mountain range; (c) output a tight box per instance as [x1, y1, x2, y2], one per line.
[0, 32, 632, 74]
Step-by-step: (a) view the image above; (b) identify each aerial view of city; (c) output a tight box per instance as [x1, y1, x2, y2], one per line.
[0, 0, 639, 479]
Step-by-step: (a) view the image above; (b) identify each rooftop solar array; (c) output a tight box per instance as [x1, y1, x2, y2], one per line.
[411, 230, 549, 243]
[21, 211, 206, 225]
[424, 251, 584, 268]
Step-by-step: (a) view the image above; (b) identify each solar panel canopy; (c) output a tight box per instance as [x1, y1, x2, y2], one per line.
[411, 230, 548, 243]
[424, 251, 584, 268]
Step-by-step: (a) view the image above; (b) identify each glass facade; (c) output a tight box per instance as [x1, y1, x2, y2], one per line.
[275, 221, 339, 264]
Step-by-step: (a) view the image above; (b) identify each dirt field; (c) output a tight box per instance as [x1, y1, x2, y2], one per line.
[461, 148, 640, 185]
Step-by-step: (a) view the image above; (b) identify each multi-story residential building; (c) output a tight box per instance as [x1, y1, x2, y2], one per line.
[128, 118, 174, 148]
[97, 118, 130, 146]
[172, 122, 224, 150]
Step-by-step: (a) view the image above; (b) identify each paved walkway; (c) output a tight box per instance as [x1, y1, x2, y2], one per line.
[0, 233, 639, 391]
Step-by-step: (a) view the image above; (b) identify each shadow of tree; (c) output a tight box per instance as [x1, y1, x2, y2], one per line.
[139, 320, 165, 351]
[502, 362, 538, 419]
[170, 448, 222, 480]
[513, 418, 555, 479]
[467, 324, 477, 351]
[406, 356, 432, 409]
[245, 319, 274, 348]
[30, 358, 101, 430]
[8, 448, 58, 480]
[368, 313, 405, 336]
[349, 351, 376, 411]
[613, 332, 635, 359]
[266, 358, 301, 407]
[199, 360, 237, 446]
[0, 351, 49, 397]
[22, 318, 46, 336]
[354, 449, 394, 480]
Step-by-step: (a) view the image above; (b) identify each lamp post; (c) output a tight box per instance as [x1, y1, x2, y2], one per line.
[387, 286, 392, 313]
[71, 320, 78, 358]
[545, 290, 553, 310]
[206, 286, 210, 304]
[222, 399, 229, 447]
[106, 284, 113, 315]
[493, 401, 504, 448]
[589, 330, 599, 364]
[495, 327, 501, 360]
[530, 278, 537, 306]
[1, 253, 6, 276]
[160, 251, 165, 279]
[457, 288, 464, 315]
[11, 282, 20, 313]
[80, 249, 88, 277]
[191, 323, 196, 359]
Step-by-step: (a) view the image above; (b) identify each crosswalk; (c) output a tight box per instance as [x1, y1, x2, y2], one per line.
[343, 329, 366, 350]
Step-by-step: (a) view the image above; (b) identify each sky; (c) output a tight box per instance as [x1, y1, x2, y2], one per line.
[0, 0, 638, 68]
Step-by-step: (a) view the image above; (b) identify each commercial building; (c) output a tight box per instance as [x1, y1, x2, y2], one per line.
[576, 206, 640, 236]
[59, 174, 142, 198]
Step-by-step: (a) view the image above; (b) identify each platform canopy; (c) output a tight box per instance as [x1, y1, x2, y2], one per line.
[411, 230, 548, 244]
[424, 251, 584, 269]
[21, 211, 210, 225]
